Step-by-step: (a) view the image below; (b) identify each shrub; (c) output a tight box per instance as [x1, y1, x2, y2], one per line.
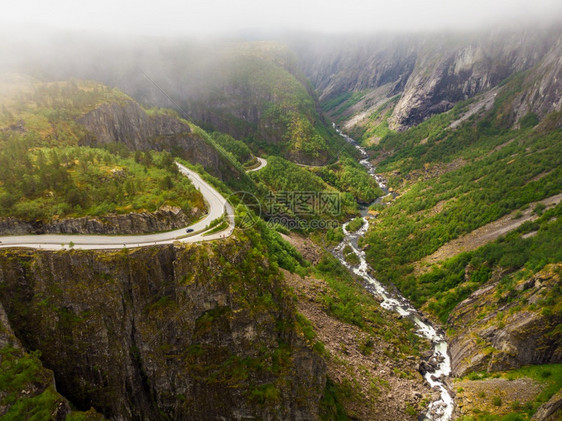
[519, 112, 539, 129]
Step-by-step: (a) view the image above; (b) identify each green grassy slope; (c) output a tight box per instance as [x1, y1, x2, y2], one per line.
[359, 71, 562, 321]
[0, 77, 206, 222]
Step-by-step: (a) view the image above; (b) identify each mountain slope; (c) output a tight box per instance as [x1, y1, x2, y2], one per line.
[2, 38, 345, 165]
[292, 25, 561, 133]
[0, 77, 218, 232]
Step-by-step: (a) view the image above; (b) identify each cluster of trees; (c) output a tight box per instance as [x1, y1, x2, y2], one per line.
[284, 111, 327, 158]
[254, 155, 327, 192]
[0, 142, 203, 221]
[314, 157, 384, 204]
[211, 132, 253, 165]
[251, 155, 357, 222]
[420, 203, 561, 322]
[367, 126, 560, 270]
[22, 81, 128, 115]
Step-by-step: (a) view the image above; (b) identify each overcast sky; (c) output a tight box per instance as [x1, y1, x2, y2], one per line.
[2, 0, 562, 36]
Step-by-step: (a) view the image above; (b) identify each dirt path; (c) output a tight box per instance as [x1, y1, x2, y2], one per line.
[416, 193, 562, 273]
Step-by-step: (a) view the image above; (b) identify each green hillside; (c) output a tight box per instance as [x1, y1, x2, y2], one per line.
[0, 77, 205, 222]
[359, 72, 562, 322]
[179, 42, 345, 165]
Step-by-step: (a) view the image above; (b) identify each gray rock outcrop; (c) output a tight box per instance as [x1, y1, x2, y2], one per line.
[0, 206, 200, 235]
[295, 26, 562, 130]
[0, 239, 326, 420]
[532, 390, 562, 421]
[447, 264, 562, 377]
[78, 100, 240, 180]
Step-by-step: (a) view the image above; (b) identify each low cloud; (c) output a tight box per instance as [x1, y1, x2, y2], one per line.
[1, 0, 561, 37]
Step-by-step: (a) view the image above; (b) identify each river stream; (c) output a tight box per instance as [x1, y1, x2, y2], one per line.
[333, 125, 454, 421]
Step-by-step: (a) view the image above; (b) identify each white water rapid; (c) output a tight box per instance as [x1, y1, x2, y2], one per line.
[333, 124, 454, 421]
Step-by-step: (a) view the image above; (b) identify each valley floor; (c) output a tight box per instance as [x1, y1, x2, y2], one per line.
[284, 269, 433, 420]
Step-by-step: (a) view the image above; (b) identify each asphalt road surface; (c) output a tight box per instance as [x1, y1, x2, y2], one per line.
[0, 162, 234, 250]
[246, 157, 267, 172]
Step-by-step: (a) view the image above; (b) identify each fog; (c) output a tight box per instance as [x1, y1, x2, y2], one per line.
[2, 0, 562, 37]
[1, 0, 560, 116]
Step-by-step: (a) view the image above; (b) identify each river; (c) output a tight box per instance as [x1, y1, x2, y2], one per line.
[332, 125, 454, 421]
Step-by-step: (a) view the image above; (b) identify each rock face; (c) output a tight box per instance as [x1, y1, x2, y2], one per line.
[0, 237, 326, 420]
[79, 102, 191, 150]
[0, 206, 200, 235]
[79, 100, 239, 180]
[511, 35, 562, 127]
[447, 264, 562, 377]
[0, 304, 15, 344]
[0, 302, 105, 419]
[292, 33, 417, 104]
[294, 26, 562, 130]
[532, 390, 562, 421]
[387, 36, 542, 130]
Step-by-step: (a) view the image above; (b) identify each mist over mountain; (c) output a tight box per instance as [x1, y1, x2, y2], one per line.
[2, 22, 560, 144]
[288, 24, 562, 130]
[0, 11, 561, 421]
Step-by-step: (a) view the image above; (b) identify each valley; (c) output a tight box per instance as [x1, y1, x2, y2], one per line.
[332, 146, 453, 420]
[0, 19, 560, 421]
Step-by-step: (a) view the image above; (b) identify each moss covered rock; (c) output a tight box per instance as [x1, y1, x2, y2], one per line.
[0, 235, 325, 420]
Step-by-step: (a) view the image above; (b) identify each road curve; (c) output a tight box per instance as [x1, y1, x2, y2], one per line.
[0, 162, 234, 250]
[246, 157, 267, 172]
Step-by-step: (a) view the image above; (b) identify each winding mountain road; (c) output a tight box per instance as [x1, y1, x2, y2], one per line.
[0, 162, 234, 250]
[246, 156, 267, 172]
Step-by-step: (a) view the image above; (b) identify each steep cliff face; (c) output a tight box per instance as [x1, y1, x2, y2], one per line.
[388, 33, 547, 130]
[0, 302, 105, 419]
[511, 35, 562, 126]
[447, 264, 562, 377]
[0, 236, 326, 420]
[293, 34, 417, 104]
[79, 102, 191, 150]
[294, 26, 561, 131]
[0, 205, 200, 235]
[78, 101, 235, 179]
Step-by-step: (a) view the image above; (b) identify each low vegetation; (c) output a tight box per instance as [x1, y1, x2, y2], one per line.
[421, 204, 561, 321]
[456, 364, 562, 420]
[0, 79, 207, 222]
[251, 155, 359, 223]
[346, 217, 364, 233]
[211, 132, 254, 166]
[313, 156, 384, 204]
[314, 253, 426, 358]
[359, 76, 561, 320]
[0, 145, 204, 221]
